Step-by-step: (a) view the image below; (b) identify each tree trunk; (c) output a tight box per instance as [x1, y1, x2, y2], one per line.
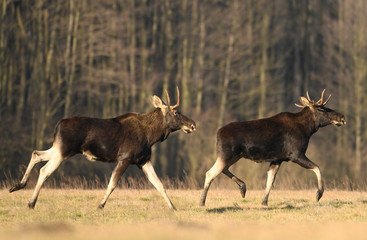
[128, 0, 136, 110]
[258, 9, 269, 118]
[195, 4, 205, 116]
[64, 0, 79, 117]
[217, 0, 237, 129]
[353, 0, 366, 178]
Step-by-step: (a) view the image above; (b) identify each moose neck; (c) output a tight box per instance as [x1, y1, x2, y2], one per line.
[298, 107, 320, 136]
[140, 108, 171, 145]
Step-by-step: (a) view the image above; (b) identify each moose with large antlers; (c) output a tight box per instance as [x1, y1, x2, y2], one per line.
[10, 88, 196, 210]
[199, 90, 346, 207]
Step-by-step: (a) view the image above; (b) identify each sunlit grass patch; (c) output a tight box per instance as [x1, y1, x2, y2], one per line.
[1, 189, 367, 239]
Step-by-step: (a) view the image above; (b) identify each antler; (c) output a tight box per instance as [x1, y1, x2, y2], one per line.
[165, 87, 180, 110]
[295, 103, 305, 108]
[165, 89, 172, 108]
[306, 91, 315, 104]
[295, 89, 331, 109]
[315, 89, 331, 107]
[306, 91, 312, 102]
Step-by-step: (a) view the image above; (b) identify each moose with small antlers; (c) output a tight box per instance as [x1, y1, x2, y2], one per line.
[200, 90, 346, 207]
[10, 87, 196, 210]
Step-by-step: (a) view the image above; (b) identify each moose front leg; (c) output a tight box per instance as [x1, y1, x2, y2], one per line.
[292, 155, 324, 202]
[99, 159, 130, 209]
[141, 161, 176, 211]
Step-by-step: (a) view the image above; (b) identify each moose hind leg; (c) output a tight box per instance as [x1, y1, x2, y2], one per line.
[222, 167, 247, 198]
[9, 148, 55, 193]
[98, 160, 130, 209]
[199, 158, 226, 207]
[28, 151, 64, 209]
[262, 162, 281, 206]
[142, 161, 176, 211]
[293, 156, 324, 202]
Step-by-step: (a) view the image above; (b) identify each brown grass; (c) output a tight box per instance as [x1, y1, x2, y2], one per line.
[1, 188, 367, 240]
[3, 171, 367, 191]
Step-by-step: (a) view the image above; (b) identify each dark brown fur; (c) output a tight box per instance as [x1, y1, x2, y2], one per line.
[56, 109, 176, 165]
[200, 95, 346, 207]
[10, 93, 196, 210]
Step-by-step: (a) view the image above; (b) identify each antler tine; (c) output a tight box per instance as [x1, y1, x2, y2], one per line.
[316, 89, 326, 106]
[306, 91, 312, 102]
[323, 94, 331, 106]
[165, 89, 171, 107]
[170, 86, 180, 109]
[295, 103, 305, 108]
[305, 91, 316, 105]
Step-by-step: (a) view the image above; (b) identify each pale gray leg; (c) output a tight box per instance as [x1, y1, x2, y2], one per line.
[199, 158, 226, 206]
[262, 162, 281, 206]
[98, 160, 130, 209]
[142, 161, 176, 210]
[10, 148, 55, 193]
[293, 155, 324, 201]
[28, 149, 64, 208]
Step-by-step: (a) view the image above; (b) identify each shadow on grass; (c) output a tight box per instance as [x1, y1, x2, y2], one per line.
[206, 199, 314, 213]
[205, 204, 305, 213]
[252, 199, 309, 211]
[279, 203, 302, 210]
[257, 204, 303, 211]
[329, 199, 353, 208]
[206, 206, 243, 213]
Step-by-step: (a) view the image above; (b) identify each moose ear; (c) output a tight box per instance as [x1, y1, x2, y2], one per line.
[151, 95, 164, 108]
[151, 95, 169, 115]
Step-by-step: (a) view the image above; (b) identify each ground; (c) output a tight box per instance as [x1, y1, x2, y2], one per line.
[1, 189, 367, 240]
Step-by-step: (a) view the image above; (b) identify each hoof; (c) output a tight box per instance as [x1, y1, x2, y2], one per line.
[199, 196, 206, 207]
[28, 202, 35, 209]
[98, 204, 105, 209]
[316, 189, 324, 202]
[239, 185, 247, 198]
[9, 186, 17, 193]
[9, 182, 26, 193]
[170, 205, 177, 211]
[262, 195, 269, 206]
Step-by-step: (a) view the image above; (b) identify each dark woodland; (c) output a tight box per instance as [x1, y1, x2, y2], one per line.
[1, 0, 367, 189]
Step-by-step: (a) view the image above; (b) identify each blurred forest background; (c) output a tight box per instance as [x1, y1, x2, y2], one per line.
[1, 0, 367, 190]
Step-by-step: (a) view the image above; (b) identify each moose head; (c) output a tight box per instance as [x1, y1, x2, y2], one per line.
[295, 89, 346, 127]
[151, 87, 196, 134]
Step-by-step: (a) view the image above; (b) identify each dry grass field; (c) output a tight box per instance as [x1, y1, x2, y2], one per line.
[1, 188, 367, 240]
